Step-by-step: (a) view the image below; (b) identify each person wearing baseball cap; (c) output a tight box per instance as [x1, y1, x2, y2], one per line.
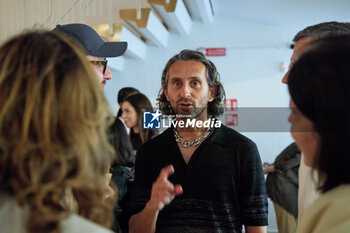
[54, 23, 127, 91]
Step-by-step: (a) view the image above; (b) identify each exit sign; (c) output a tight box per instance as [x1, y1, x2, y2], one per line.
[197, 47, 226, 57]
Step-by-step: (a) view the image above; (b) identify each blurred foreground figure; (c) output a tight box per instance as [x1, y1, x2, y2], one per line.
[0, 31, 114, 233]
[282, 21, 350, 223]
[288, 35, 350, 233]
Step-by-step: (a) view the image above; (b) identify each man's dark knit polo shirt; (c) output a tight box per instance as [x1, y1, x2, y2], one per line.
[130, 125, 268, 233]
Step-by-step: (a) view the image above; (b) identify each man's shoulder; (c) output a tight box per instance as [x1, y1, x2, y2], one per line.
[212, 124, 257, 150]
[138, 128, 173, 151]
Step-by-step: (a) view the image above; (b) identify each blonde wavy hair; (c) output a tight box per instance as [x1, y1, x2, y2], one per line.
[0, 30, 115, 233]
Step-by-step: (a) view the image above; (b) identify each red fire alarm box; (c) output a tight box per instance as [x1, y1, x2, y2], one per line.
[225, 113, 238, 126]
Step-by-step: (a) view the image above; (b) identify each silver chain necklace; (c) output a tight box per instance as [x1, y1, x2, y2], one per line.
[174, 127, 212, 148]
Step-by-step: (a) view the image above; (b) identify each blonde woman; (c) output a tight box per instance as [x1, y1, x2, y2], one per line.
[0, 31, 115, 233]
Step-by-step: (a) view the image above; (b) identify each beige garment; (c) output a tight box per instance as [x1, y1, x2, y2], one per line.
[296, 185, 350, 233]
[0, 194, 113, 233]
[273, 202, 297, 233]
[298, 153, 319, 222]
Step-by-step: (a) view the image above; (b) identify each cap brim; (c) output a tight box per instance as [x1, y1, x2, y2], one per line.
[92, 41, 128, 57]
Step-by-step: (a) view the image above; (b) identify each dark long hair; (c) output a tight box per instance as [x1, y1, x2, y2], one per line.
[116, 87, 139, 118]
[122, 93, 159, 143]
[158, 49, 226, 117]
[109, 117, 135, 167]
[288, 35, 350, 193]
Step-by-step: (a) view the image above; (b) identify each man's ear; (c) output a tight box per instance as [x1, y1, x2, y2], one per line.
[208, 85, 218, 102]
[163, 86, 169, 101]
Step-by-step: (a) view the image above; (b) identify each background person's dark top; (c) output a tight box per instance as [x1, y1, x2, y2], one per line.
[130, 133, 142, 151]
[130, 125, 268, 233]
[266, 143, 300, 218]
[110, 165, 134, 233]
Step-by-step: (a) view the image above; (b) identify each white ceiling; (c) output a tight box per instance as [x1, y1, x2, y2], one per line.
[211, 0, 350, 29]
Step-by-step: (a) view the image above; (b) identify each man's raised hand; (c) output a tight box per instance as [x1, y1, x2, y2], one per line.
[147, 165, 183, 211]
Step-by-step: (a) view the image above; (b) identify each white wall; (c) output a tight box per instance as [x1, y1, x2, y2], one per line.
[105, 15, 298, 232]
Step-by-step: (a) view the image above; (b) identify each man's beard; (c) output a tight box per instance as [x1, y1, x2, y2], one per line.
[173, 98, 206, 119]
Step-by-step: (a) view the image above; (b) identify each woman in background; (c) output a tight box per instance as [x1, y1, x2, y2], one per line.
[0, 31, 114, 233]
[109, 117, 135, 233]
[116, 87, 139, 118]
[288, 35, 350, 233]
[120, 93, 159, 151]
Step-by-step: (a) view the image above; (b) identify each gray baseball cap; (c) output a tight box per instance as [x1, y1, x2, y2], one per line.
[54, 23, 127, 57]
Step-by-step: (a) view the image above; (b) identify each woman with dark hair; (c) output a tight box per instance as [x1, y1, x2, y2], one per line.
[116, 87, 139, 118]
[109, 117, 135, 167]
[120, 93, 159, 151]
[108, 118, 135, 233]
[288, 34, 350, 233]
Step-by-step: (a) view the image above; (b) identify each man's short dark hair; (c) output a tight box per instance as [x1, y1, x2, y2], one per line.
[157, 49, 226, 118]
[293, 21, 350, 42]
